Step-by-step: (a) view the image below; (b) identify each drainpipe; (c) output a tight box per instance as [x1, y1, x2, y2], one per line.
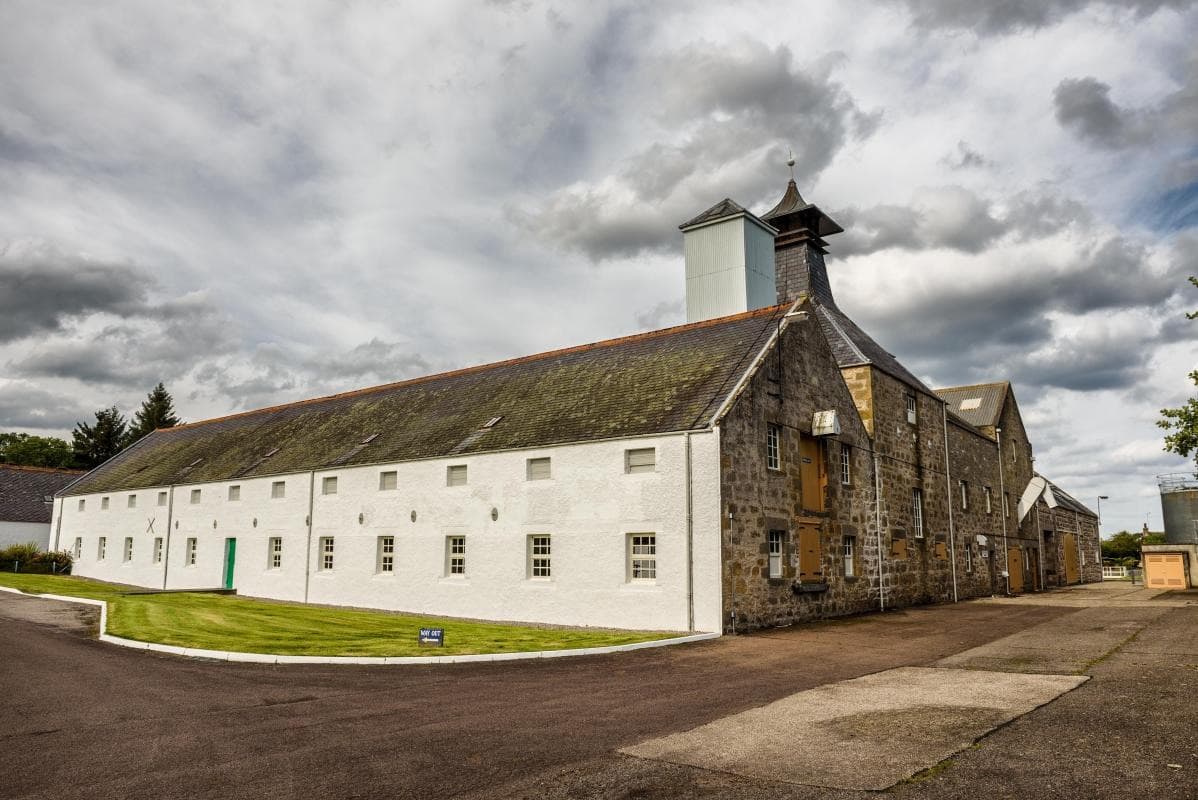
[727, 508, 736, 634]
[995, 427, 1010, 595]
[942, 404, 959, 603]
[684, 431, 695, 632]
[873, 449, 886, 611]
[303, 470, 316, 604]
[52, 498, 64, 552]
[161, 485, 176, 590]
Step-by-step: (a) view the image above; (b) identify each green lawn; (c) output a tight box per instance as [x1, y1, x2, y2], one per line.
[0, 573, 675, 657]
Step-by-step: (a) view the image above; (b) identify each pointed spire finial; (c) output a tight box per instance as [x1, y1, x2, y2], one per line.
[786, 148, 796, 180]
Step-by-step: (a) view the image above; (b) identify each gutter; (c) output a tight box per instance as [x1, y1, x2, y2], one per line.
[161, 485, 176, 590]
[942, 403, 959, 603]
[303, 470, 316, 603]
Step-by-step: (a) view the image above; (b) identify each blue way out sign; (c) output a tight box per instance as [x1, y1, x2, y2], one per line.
[419, 627, 444, 647]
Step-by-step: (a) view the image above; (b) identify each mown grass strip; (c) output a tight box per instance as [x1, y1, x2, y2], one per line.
[0, 573, 674, 657]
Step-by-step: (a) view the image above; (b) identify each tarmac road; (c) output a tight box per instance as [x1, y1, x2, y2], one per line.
[0, 584, 1193, 799]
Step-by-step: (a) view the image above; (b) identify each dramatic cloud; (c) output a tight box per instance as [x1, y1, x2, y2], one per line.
[893, 0, 1193, 33]
[0, 382, 92, 430]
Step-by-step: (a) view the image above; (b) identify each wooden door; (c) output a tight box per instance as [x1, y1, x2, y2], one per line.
[799, 438, 825, 512]
[1063, 533, 1079, 584]
[797, 522, 822, 583]
[1007, 548, 1024, 593]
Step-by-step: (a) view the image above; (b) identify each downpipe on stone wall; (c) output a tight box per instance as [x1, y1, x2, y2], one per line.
[303, 470, 316, 604]
[873, 450, 886, 612]
[995, 427, 1010, 595]
[942, 404, 959, 603]
[161, 485, 176, 590]
[727, 509, 736, 634]
[684, 431, 694, 633]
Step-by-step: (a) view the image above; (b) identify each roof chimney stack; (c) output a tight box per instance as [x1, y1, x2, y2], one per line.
[762, 178, 843, 308]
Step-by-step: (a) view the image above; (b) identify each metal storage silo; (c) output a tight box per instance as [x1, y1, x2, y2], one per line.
[1157, 473, 1198, 545]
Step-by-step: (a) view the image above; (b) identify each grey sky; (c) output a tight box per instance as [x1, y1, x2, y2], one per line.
[0, 0, 1195, 535]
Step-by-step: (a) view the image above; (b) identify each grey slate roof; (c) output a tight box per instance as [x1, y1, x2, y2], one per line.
[1038, 473, 1097, 517]
[0, 466, 84, 523]
[679, 198, 775, 231]
[63, 305, 790, 496]
[814, 304, 936, 394]
[934, 382, 1010, 428]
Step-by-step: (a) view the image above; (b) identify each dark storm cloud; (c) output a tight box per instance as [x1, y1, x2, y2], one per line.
[0, 243, 148, 343]
[517, 40, 873, 261]
[834, 187, 1090, 256]
[894, 0, 1192, 34]
[0, 382, 91, 430]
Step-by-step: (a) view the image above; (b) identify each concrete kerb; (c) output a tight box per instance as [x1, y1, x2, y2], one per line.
[0, 586, 719, 665]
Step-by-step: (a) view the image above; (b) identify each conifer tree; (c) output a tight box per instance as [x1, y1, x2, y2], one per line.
[72, 407, 128, 469]
[125, 383, 182, 446]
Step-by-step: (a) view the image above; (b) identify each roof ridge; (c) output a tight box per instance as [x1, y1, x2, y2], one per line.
[0, 464, 87, 475]
[934, 380, 1010, 393]
[165, 304, 790, 434]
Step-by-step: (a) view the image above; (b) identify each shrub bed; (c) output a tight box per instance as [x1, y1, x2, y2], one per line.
[0, 543, 72, 574]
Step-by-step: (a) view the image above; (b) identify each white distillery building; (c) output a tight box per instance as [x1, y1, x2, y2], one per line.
[52, 181, 1100, 634]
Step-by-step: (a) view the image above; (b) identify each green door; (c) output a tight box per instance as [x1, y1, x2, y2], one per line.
[223, 538, 236, 589]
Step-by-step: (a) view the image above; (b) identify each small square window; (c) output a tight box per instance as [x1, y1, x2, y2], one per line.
[97, 536, 107, 560]
[101, 496, 110, 510]
[625, 448, 656, 474]
[767, 530, 784, 579]
[272, 481, 286, 499]
[190, 489, 201, 504]
[322, 476, 338, 495]
[628, 533, 656, 581]
[526, 457, 551, 481]
[186, 537, 197, 565]
[127, 494, 137, 509]
[446, 536, 466, 576]
[153, 537, 163, 563]
[377, 536, 395, 573]
[379, 471, 397, 491]
[268, 537, 282, 569]
[766, 424, 782, 471]
[447, 465, 468, 487]
[78, 499, 85, 512]
[529, 535, 551, 579]
[843, 535, 856, 577]
[319, 537, 334, 571]
[228, 485, 241, 501]
[157, 491, 167, 507]
[123, 537, 133, 562]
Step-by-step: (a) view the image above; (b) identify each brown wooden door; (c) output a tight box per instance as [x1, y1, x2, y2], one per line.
[1063, 533, 1079, 584]
[1007, 548, 1024, 593]
[799, 438, 825, 512]
[797, 522, 822, 583]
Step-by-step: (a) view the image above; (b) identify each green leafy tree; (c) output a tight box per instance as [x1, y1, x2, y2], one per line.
[124, 383, 182, 446]
[72, 407, 128, 469]
[1101, 530, 1165, 561]
[0, 432, 77, 468]
[1158, 276, 1198, 472]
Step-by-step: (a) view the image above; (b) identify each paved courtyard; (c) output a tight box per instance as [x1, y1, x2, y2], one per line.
[0, 581, 1194, 799]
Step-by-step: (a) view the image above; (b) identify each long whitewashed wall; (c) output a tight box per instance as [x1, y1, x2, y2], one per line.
[53, 432, 723, 633]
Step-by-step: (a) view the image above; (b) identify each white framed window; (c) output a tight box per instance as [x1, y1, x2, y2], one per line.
[526, 457, 551, 481]
[123, 537, 133, 562]
[625, 448, 656, 474]
[268, 537, 282, 569]
[319, 537, 334, 571]
[843, 535, 856, 577]
[965, 543, 973, 573]
[912, 489, 924, 538]
[78, 499, 85, 512]
[322, 476, 338, 495]
[959, 480, 968, 510]
[1003, 492, 1011, 518]
[379, 471, 397, 491]
[190, 489, 201, 504]
[528, 535, 551, 579]
[840, 446, 851, 485]
[228, 485, 241, 501]
[628, 534, 656, 581]
[157, 491, 168, 507]
[271, 480, 286, 499]
[766, 424, 782, 471]
[186, 537, 197, 566]
[101, 496, 110, 510]
[127, 494, 137, 509]
[906, 393, 917, 424]
[984, 486, 993, 514]
[153, 537, 163, 563]
[768, 530, 784, 579]
[97, 537, 106, 560]
[447, 465, 468, 487]
[446, 536, 466, 576]
[72, 537, 82, 559]
[377, 536, 395, 573]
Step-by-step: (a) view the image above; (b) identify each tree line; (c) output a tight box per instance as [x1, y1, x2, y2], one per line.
[0, 382, 181, 470]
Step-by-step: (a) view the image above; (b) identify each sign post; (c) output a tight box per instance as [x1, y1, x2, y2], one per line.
[418, 627, 444, 647]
